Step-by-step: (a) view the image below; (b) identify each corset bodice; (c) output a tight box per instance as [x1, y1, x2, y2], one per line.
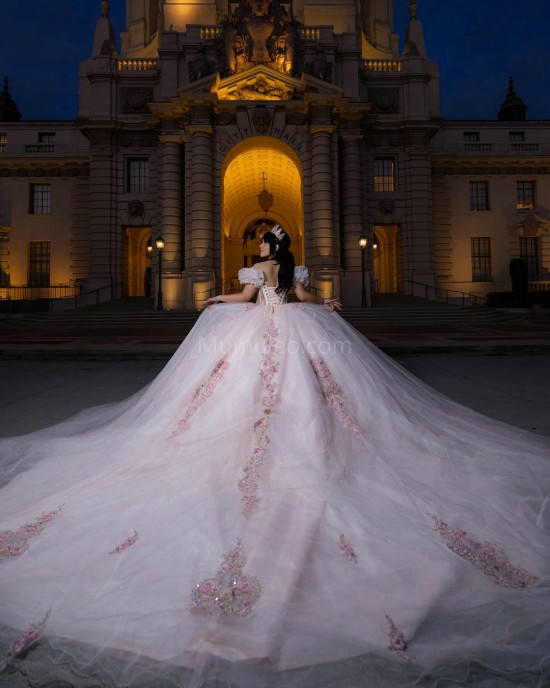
[256, 285, 289, 306]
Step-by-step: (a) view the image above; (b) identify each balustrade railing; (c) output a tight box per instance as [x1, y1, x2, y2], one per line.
[529, 281, 550, 292]
[464, 143, 492, 152]
[0, 144, 88, 156]
[117, 59, 157, 72]
[363, 59, 401, 72]
[200, 26, 221, 39]
[431, 142, 548, 156]
[301, 27, 320, 40]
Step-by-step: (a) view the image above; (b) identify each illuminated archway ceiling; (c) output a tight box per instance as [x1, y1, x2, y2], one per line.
[224, 147, 301, 235]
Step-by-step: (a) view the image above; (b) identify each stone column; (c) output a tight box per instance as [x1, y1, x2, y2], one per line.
[340, 133, 370, 306]
[159, 136, 183, 273]
[150, 136, 185, 309]
[310, 124, 339, 298]
[189, 125, 214, 269]
[185, 124, 215, 307]
[70, 178, 90, 285]
[86, 130, 116, 296]
[341, 134, 363, 271]
[310, 125, 334, 266]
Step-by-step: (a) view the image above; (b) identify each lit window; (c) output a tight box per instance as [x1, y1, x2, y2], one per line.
[126, 158, 149, 193]
[29, 183, 51, 214]
[28, 241, 51, 287]
[469, 181, 489, 211]
[471, 238, 492, 282]
[517, 181, 535, 211]
[0, 132, 6, 153]
[509, 131, 525, 142]
[374, 158, 395, 192]
[519, 237, 539, 281]
[463, 132, 480, 142]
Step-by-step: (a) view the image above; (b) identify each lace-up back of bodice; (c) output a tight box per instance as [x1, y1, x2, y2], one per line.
[237, 265, 309, 306]
[256, 285, 289, 306]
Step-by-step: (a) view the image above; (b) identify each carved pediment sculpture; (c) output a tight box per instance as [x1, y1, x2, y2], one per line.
[225, 0, 296, 76]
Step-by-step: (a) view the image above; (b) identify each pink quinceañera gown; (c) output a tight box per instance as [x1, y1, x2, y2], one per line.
[0, 266, 549, 688]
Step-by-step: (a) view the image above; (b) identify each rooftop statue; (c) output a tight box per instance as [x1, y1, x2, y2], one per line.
[225, 0, 296, 75]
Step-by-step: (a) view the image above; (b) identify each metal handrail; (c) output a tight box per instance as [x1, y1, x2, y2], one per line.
[403, 279, 487, 307]
[71, 282, 127, 309]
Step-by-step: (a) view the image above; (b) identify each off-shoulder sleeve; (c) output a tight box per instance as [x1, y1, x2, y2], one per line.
[238, 267, 264, 288]
[293, 265, 309, 286]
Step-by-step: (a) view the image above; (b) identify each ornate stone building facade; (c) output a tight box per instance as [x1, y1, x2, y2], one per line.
[0, 1, 549, 308]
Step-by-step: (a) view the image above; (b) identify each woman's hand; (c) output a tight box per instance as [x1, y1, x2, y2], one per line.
[323, 298, 343, 312]
[201, 296, 223, 309]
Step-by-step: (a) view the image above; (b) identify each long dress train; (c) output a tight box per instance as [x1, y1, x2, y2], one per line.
[0, 267, 549, 687]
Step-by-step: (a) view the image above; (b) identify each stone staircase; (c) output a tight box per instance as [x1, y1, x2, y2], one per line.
[0, 294, 531, 331]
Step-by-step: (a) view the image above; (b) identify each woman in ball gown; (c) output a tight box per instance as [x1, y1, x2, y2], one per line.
[0, 226, 549, 688]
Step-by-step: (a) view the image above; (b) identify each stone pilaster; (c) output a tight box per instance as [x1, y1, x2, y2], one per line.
[189, 125, 214, 269]
[86, 130, 116, 294]
[401, 129, 436, 290]
[70, 179, 90, 284]
[185, 125, 215, 307]
[340, 133, 369, 305]
[160, 137, 183, 273]
[310, 124, 339, 297]
[341, 134, 363, 271]
[310, 125, 335, 265]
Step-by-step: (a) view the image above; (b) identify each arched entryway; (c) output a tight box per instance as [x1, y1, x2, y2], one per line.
[125, 227, 152, 297]
[221, 137, 303, 292]
[372, 225, 399, 294]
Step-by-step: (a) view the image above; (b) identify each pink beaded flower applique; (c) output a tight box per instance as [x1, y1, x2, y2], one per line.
[238, 318, 280, 515]
[311, 359, 361, 434]
[386, 615, 410, 660]
[432, 516, 539, 589]
[339, 534, 358, 563]
[0, 508, 62, 566]
[169, 358, 230, 438]
[109, 530, 139, 554]
[190, 540, 262, 617]
[0, 611, 51, 675]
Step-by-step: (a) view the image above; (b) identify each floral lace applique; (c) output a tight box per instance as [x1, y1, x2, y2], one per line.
[0, 611, 51, 675]
[238, 318, 280, 515]
[169, 359, 229, 438]
[311, 358, 361, 434]
[432, 516, 539, 589]
[190, 540, 261, 617]
[109, 530, 139, 554]
[386, 615, 410, 660]
[0, 508, 62, 566]
[339, 534, 358, 563]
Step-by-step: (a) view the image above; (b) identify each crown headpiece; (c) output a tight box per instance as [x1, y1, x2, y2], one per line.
[271, 224, 285, 242]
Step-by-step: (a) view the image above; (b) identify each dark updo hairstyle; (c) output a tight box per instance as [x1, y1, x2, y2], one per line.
[261, 226, 295, 294]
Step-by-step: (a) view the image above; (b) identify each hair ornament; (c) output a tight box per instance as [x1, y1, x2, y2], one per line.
[271, 224, 285, 242]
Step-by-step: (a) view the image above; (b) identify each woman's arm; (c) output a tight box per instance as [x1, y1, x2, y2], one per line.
[202, 284, 258, 308]
[294, 282, 343, 312]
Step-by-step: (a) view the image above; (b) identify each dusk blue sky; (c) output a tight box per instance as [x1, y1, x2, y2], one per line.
[0, 0, 547, 121]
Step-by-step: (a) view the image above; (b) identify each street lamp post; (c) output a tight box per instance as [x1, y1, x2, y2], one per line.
[359, 234, 368, 307]
[155, 235, 165, 311]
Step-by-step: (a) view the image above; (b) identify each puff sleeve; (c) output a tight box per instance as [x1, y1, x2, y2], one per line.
[238, 267, 265, 288]
[293, 265, 309, 286]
